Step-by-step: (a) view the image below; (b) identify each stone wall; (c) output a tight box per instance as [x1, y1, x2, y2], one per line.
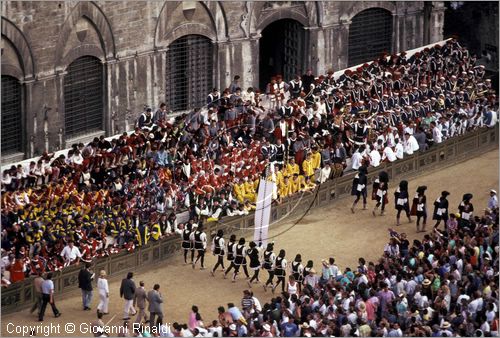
[1, 125, 497, 315]
[1, 1, 446, 162]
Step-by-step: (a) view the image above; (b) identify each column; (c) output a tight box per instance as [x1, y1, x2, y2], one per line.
[418, 11, 425, 47]
[23, 78, 35, 157]
[56, 70, 67, 150]
[392, 14, 400, 54]
[399, 13, 406, 52]
[333, 19, 350, 69]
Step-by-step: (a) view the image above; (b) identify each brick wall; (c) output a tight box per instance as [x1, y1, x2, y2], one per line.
[1, 1, 443, 161]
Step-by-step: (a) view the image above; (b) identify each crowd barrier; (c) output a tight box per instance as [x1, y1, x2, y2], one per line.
[1, 125, 498, 314]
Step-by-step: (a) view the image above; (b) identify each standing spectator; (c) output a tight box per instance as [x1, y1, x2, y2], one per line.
[38, 272, 61, 321]
[97, 270, 109, 315]
[120, 272, 137, 320]
[30, 272, 44, 315]
[78, 262, 94, 311]
[229, 75, 240, 94]
[147, 284, 164, 330]
[488, 189, 498, 210]
[430, 121, 442, 144]
[9, 256, 26, 283]
[241, 290, 255, 315]
[134, 281, 149, 325]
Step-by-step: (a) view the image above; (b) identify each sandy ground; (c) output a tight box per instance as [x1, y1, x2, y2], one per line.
[1, 149, 498, 337]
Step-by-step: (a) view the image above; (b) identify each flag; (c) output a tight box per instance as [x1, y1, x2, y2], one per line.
[253, 178, 276, 247]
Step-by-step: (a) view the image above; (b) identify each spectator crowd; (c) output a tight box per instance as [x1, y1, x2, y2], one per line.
[88, 189, 498, 337]
[1, 39, 498, 286]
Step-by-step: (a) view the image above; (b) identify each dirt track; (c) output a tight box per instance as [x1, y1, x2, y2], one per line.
[1, 149, 498, 337]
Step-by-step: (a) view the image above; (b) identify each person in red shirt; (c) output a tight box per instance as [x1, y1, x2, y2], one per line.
[9, 257, 26, 283]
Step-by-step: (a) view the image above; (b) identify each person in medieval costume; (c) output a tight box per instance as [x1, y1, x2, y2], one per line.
[394, 180, 412, 226]
[372, 171, 389, 216]
[411, 185, 428, 233]
[350, 165, 368, 213]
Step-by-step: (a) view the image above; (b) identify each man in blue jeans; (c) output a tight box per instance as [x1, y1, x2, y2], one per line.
[78, 262, 94, 310]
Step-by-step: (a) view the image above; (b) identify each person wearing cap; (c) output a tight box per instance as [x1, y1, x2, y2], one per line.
[372, 171, 389, 216]
[303, 267, 319, 289]
[272, 249, 287, 293]
[394, 180, 412, 226]
[181, 223, 194, 265]
[262, 242, 276, 292]
[223, 234, 237, 279]
[458, 193, 474, 228]
[411, 186, 428, 233]
[488, 189, 498, 210]
[433, 191, 450, 230]
[190, 223, 207, 270]
[351, 165, 368, 213]
[231, 237, 250, 282]
[210, 229, 226, 277]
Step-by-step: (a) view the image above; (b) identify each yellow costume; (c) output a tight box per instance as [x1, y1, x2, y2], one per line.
[285, 162, 300, 177]
[302, 158, 314, 178]
[243, 181, 256, 202]
[290, 175, 306, 194]
[311, 151, 321, 170]
[150, 223, 162, 240]
[279, 179, 293, 198]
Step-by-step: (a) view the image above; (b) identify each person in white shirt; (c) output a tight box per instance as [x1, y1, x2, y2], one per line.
[1, 170, 12, 187]
[488, 190, 498, 210]
[403, 132, 419, 155]
[97, 270, 109, 315]
[350, 146, 364, 171]
[382, 144, 397, 162]
[394, 139, 404, 160]
[430, 122, 442, 144]
[369, 145, 381, 167]
[60, 241, 82, 266]
[71, 149, 83, 165]
[14, 189, 30, 207]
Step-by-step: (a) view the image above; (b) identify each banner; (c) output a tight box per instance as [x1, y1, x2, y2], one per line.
[253, 178, 276, 247]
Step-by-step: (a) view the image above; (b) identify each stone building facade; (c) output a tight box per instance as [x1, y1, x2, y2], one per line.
[1, 1, 445, 162]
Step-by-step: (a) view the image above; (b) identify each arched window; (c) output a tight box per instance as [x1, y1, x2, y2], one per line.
[64, 55, 104, 136]
[1, 75, 22, 154]
[348, 8, 393, 66]
[165, 35, 213, 112]
[259, 19, 305, 90]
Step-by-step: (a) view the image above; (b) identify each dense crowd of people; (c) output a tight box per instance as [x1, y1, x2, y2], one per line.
[76, 188, 497, 337]
[1, 39, 498, 285]
[186, 190, 498, 337]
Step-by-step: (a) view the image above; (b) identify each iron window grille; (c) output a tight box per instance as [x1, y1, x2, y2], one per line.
[165, 35, 214, 112]
[348, 8, 393, 66]
[64, 55, 104, 137]
[1, 75, 22, 154]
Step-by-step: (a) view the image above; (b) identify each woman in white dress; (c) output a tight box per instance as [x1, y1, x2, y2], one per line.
[97, 270, 109, 315]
